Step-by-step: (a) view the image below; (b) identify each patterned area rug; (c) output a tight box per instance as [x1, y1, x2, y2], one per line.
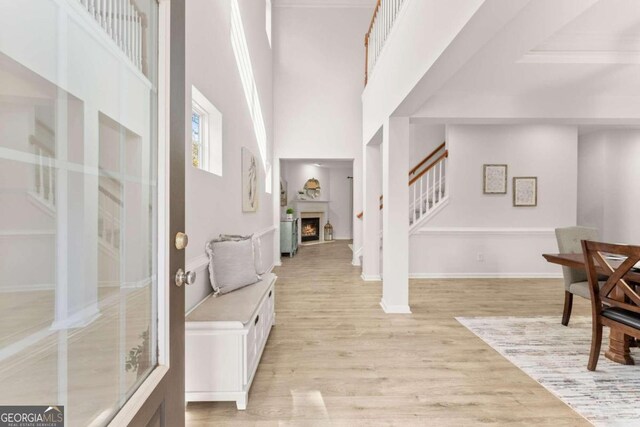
[457, 316, 640, 427]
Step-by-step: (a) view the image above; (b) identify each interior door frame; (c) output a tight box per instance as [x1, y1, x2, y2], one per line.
[108, 0, 186, 425]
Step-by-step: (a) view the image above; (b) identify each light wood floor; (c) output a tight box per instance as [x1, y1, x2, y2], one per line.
[186, 240, 591, 426]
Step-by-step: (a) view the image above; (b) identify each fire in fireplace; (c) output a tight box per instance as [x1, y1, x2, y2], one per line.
[301, 217, 320, 242]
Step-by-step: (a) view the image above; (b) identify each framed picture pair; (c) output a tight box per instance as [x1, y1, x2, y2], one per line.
[483, 164, 537, 207]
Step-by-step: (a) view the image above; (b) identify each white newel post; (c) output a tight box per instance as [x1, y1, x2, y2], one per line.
[381, 116, 410, 314]
[362, 142, 381, 281]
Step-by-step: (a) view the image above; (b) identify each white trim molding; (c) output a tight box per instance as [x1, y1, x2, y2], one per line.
[410, 272, 562, 279]
[186, 253, 209, 273]
[0, 230, 56, 238]
[255, 225, 277, 238]
[186, 225, 278, 273]
[409, 226, 560, 279]
[380, 299, 411, 314]
[361, 273, 381, 282]
[414, 227, 555, 237]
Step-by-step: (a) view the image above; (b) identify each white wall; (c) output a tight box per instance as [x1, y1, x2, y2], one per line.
[328, 167, 353, 240]
[362, 0, 486, 142]
[281, 161, 353, 240]
[273, 5, 370, 263]
[410, 124, 578, 277]
[578, 130, 640, 245]
[410, 123, 445, 165]
[185, 0, 274, 312]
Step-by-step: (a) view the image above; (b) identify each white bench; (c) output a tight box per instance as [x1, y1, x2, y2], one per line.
[185, 273, 276, 410]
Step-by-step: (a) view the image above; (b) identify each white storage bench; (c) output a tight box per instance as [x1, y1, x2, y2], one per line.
[185, 273, 276, 410]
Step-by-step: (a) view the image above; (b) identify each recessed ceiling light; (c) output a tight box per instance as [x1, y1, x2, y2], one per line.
[314, 163, 322, 167]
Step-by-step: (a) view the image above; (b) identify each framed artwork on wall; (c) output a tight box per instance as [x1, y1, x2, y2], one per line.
[280, 178, 288, 207]
[483, 164, 508, 194]
[242, 147, 258, 212]
[513, 177, 537, 207]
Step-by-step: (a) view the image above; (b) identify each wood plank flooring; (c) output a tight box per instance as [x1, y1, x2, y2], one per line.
[186, 240, 591, 426]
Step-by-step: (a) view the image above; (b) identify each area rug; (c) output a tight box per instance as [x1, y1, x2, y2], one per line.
[456, 316, 640, 427]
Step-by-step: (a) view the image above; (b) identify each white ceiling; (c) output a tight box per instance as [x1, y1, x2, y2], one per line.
[429, 0, 640, 102]
[532, 0, 640, 55]
[282, 159, 354, 169]
[273, 0, 376, 8]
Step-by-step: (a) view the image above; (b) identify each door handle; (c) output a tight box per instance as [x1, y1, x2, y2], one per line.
[175, 268, 196, 287]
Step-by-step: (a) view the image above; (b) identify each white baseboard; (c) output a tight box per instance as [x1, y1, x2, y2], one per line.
[361, 273, 381, 282]
[409, 272, 563, 279]
[380, 299, 411, 314]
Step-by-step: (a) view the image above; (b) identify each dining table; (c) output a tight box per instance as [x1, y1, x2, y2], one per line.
[543, 252, 640, 366]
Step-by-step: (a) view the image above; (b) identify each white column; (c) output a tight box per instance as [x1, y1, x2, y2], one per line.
[272, 157, 282, 267]
[362, 140, 381, 281]
[351, 154, 363, 266]
[381, 116, 410, 313]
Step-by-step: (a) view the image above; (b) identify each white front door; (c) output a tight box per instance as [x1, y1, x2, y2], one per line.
[0, 0, 186, 425]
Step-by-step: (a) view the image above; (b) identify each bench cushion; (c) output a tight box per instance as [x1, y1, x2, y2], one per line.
[187, 273, 275, 325]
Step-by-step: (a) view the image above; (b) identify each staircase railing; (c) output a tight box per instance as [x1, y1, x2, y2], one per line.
[77, 0, 146, 73]
[356, 143, 449, 229]
[364, 0, 406, 85]
[409, 142, 445, 179]
[408, 150, 447, 227]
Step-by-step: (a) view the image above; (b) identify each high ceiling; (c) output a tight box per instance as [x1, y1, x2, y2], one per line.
[414, 0, 640, 123]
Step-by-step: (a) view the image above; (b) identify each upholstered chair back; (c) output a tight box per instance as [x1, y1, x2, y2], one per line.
[555, 226, 599, 291]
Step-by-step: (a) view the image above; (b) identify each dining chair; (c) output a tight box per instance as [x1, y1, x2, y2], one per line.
[582, 240, 640, 371]
[555, 226, 599, 326]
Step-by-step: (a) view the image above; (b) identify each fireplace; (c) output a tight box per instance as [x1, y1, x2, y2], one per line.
[301, 217, 320, 242]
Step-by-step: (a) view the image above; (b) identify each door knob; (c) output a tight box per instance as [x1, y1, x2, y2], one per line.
[175, 268, 196, 287]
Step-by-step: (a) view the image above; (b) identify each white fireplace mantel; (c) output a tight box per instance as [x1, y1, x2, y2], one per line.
[293, 201, 329, 244]
[293, 200, 330, 213]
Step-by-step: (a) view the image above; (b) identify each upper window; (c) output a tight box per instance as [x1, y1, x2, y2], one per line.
[266, 0, 272, 47]
[231, 0, 268, 171]
[191, 86, 222, 176]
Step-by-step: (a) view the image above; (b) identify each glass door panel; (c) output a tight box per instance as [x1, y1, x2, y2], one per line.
[0, 0, 159, 425]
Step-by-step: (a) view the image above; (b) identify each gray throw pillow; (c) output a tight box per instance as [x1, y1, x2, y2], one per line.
[219, 234, 266, 275]
[205, 238, 260, 295]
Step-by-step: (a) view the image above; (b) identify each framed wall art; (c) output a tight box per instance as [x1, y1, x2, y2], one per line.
[513, 177, 537, 207]
[242, 147, 258, 212]
[483, 164, 507, 194]
[280, 178, 288, 207]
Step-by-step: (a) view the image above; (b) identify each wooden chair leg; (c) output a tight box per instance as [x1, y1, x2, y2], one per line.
[588, 319, 603, 371]
[561, 291, 573, 326]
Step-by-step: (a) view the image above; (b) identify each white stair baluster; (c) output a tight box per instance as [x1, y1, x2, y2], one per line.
[419, 174, 424, 217]
[438, 160, 443, 202]
[37, 148, 44, 197]
[412, 183, 417, 224]
[431, 167, 436, 210]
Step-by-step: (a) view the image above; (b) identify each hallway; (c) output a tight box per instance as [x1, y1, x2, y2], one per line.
[185, 241, 589, 426]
